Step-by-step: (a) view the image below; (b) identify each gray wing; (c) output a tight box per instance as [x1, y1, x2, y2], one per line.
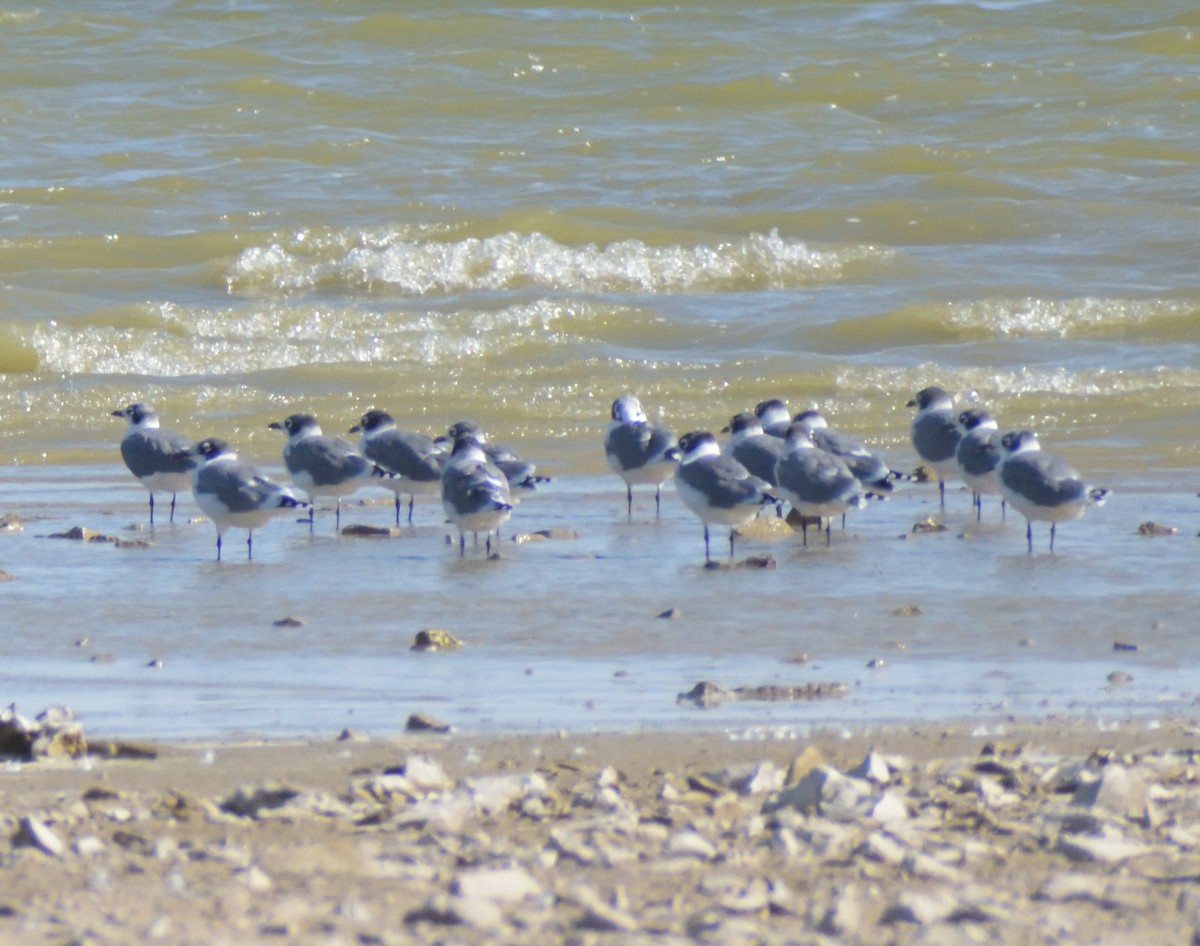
[364, 430, 445, 483]
[198, 461, 288, 514]
[812, 428, 869, 458]
[443, 459, 512, 515]
[683, 456, 771, 509]
[287, 436, 372, 486]
[777, 451, 861, 504]
[730, 435, 783, 485]
[121, 429, 192, 479]
[1002, 454, 1087, 507]
[956, 431, 1000, 477]
[606, 421, 677, 472]
[912, 411, 961, 464]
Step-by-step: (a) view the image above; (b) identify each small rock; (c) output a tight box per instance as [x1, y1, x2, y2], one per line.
[405, 712, 451, 734]
[867, 658, 887, 669]
[656, 608, 682, 620]
[1137, 521, 1178, 536]
[1055, 829, 1149, 865]
[879, 889, 958, 925]
[667, 831, 717, 860]
[220, 785, 301, 818]
[786, 746, 824, 785]
[341, 524, 401, 537]
[891, 604, 923, 617]
[14, 816, 66, 858]
[48, 526, 100, 540]
[273, 616, 305, 628]
[848, 750, 892, 784]
[452, 865, 541, 903]
[764, 765, 871, 821]
[677, 680, 732, 707]
[1107, 670, 1133, 686]
[1072, 765, 1156, 826]
[911, 517, 947, 534]
[1113, 640, 1138, 652]
[411, 628, 464, 652]
[817, 885, 865, 936]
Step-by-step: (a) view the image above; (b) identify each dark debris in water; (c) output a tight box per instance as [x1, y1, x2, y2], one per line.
[677, 679, 848, 708]
[703, 555, 776, 571]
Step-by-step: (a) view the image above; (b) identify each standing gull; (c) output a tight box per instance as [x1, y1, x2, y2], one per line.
[791, 409, 898, 495]
[907, 386, 962, 507]
[269, 413, 377, 531]
[774, 422, 869, 547]
[111, 403, 192, 524]
[674, 430, 775, 563]
[604, 394, 679, 519]
[955, 408, 1005, 521]
[444, 421, 546, 494]
[998, 429, 1108, 553]
[349, 409, 446, 525]
[441, 432, 513, 556]
[178, 438, 306, 560]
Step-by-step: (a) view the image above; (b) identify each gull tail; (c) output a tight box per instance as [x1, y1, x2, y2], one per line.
[372, 464, 397, 479]
[1088, 487, 1110, 507]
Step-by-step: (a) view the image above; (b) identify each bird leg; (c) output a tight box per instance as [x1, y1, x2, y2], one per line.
[169, 492, 178, 523]
[407, 495, 415, 525]
[1025, 521, 1033, 554]
[703, 525, 711, 563]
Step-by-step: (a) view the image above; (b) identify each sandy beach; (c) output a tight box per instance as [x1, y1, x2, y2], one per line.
[2, 715, 1199, 945]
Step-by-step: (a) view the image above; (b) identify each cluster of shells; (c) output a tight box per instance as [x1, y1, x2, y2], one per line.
[4, 729, 1200, 943]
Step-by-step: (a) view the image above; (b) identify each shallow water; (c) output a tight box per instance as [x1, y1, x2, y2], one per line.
[0, 465, 1195, 739]
[1, 1, 1198, 738]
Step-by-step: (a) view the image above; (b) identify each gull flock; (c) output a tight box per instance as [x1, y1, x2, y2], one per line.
[113, 386, 1109, 562]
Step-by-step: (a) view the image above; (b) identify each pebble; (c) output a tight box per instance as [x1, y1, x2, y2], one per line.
[411, 629, 464, 652]
[15, 816, 66, 858]
[405, 712, 451, 733]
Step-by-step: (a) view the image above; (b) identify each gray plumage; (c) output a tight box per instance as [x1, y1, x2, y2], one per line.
[441, 434, 513, 556]
[907, 386, 962, 505]
[446, 421, 546, 493]
[791, 409, 896, 493]
[350, 409, 446, 525]
[774, 423, 868, 546]
[674, 430, 775, 562]
[270, 412, 376, 530]
[605, 393, 679, 518]
[998, 429, 1109, 553]
[181, 438, 305, 560]
[954, 408, 1005, 521]
[722, 412, 783, 486]
[112, 403, 192, 524]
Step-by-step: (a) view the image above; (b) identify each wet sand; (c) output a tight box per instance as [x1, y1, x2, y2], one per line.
[3, 717, 1200, 944]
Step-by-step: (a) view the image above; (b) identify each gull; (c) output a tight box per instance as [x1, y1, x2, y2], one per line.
[722, 412, 784, 487]
[907, 386, 962, 506]
[674, 430, 776, 563]
[998, 429, 1108, 553]
[441, 432, 513, 556]
[111, 403, 192, 524]
[178, 438, 305, 560]
[349, 409, 446, 525]
[444, 421, 546, 494]
[955, 408, 1005, 521]
[604, 393, 679, 519]
[774, 422, 870, 547]
[791, 408, 898, 495]
[753, 398, 793, 438]
[269, 413, 377, 530]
